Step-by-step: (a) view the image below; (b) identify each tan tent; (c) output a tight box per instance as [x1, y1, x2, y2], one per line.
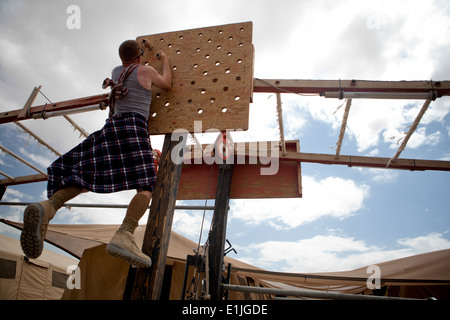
[232, 248, 450, 300]
[0, 234, 78, 300]
[0, 219, 262, 300]
[1, 219, 449, 300]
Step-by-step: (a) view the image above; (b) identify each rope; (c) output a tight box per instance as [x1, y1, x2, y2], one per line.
[203, 243, 211, 300]
[335, 99, 352, 159]
[276, 93, 286, 155]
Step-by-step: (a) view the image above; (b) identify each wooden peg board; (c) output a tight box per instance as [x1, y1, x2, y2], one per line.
[136, 22, 254, 134]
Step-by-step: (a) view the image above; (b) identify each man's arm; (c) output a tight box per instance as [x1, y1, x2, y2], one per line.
[137, 52, 172, 91]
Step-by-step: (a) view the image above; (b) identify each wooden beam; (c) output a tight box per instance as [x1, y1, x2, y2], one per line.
[208, 164, 234, 300]
[130, 133, 187, 300]
[0, 93, 108, 124]
[1, 149, 449, 189]
[282, 152, 450, 171]
[0, 173, 47, 186]
[2, 79, 449, 126]
[253, 79, 450, 97]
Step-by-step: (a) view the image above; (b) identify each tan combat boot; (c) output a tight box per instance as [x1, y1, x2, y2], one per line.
[21, 201, 57, 259]
[105, 230, 152, 268]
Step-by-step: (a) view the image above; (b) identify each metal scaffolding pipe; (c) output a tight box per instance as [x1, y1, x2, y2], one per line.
[0, 201, 216, 211]
[31, 104, 106, 120]
[222, 284, 420, 301]
[323, 91, 436, 100]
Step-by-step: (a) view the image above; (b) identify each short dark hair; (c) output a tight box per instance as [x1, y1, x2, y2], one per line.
[118, 40, 141, 62]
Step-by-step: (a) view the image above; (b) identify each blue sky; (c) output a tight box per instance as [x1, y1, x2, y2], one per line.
[1, 0, 450, 273]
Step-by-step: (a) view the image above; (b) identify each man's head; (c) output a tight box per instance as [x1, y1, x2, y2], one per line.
[118, 40, 143, 63]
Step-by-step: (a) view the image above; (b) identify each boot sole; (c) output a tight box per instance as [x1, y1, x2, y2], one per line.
[105, 243, 152, 268]
[21, 203, 45, 259]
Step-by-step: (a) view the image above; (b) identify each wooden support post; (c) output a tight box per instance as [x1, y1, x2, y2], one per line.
[130, 132, 187, 300]
[0, 186, 6, 201]
[18, 85, 41, 119]
[208, 164, 234, 300]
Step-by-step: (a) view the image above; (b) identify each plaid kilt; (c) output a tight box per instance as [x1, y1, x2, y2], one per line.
[47, 112, 156, 197]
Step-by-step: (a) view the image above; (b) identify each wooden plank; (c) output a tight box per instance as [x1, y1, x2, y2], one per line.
[137, 22, 254, 134]
[177, 160, 302, 199]
[131, 133, 187, 300]
[208, 164, 234, 300]
[18, 86, 41, 118]
[177, 140, 302, 199]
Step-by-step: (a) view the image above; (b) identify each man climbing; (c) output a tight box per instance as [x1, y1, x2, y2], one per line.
[20, 40, 172, 268]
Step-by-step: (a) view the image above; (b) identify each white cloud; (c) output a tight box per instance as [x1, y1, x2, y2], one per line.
[18, 147, 53, 168]
[0, 188, 34, 223]
[2, 187, 33, 202]
[397, 232, 450, 253]
[52, 190, 137, 224]
[407, 128, 441, 149]
[383, 127, 441, 150]
[355, 167, 399, 184]
[172, 210, 211, 240]
[230, 176, 370, 229]
[291, 95, 447, 154]
[244, 232, 450, 273]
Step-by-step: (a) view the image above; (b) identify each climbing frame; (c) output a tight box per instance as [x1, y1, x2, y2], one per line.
[136, 22, 254, 134]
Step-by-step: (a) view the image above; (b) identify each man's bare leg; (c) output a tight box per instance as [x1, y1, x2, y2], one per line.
[21, 186, 86, 258]
[106, 190, 153, 268]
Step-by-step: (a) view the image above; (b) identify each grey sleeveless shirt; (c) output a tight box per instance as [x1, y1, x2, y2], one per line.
[111, 65, 152, 120]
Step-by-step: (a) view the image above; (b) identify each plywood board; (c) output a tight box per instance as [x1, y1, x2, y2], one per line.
[177, 141, 302, 199]
[136, 22, 254, 134]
